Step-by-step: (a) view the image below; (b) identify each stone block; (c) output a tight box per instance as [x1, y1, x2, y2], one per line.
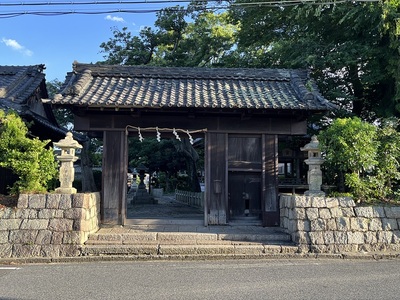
[296, 220, 311, 231]
[311, 197, 326, 208]
[12, 244, 41, 257]
[310, 244, 327, 253]
[309, 231, 325, 245]
[310, 218, 326, 231]
[392, 231, 400, 244]
[341, 208, 355, 217]
[59, 244, 81, 257]
[382, 218, 398, 231]
[336, 217, 351, 231]
[37, 209, 56, 219]
[46, 194, 61, 209]
[292, 231, 310, 244]
[59, 194, 72, 209]
[72, 193, 85, 208]
[338, 197, 355, 207]
[20, 219, 49, 230]
[369, 218, 382, 231]
[17, 194, 29, 208]
[330, 207, 343, 218]
[362, 232, 377, 245]
[36, 230, 53, 245]
[347, 232, 364, 244]
[40, 245, 60, 257]
[51, 232, 63, 244]
[0, 219, 22, 230]
[325, 198, 339, 208]
[0, 244, 12, 258]
[0, 231, 9, 243]
[326, 219, 337, 231]
[0, 208, 15, 219]
[384, 206, 400, 218]
[28, 194, 46, 209]
[63, 231, 84, 245]
[355, 206, 383, 218]
[371, 206, 385, 217]
[319, 208, 331, 219]
[48, 219, 73, 232]
[306, 208, 319, 220]
[64, 208, 83, 220]
[55, 210, 64, 218]
[350, 218, 369, 232]
[294, 196, 312, 208]
[15, 209, 38, 219]
[9, 230, 38, 244]
[377, 231, 393, 244]
[292, 208, 306, 220]
[334, 231, 348, 244]
[336, 244, 358, 253]
[324, 231, 335, 244]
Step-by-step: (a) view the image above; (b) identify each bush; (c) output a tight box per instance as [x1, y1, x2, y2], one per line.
[0, 110, 58, 194]
[319, 117, 400, 203]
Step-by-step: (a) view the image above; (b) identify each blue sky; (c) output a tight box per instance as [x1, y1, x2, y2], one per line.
[0, 1, 170, 81]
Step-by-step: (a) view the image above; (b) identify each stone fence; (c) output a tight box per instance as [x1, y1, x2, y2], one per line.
[280, 194, 400, 253]
[175, 189, 204, 208]
[0, 192, 100, 258]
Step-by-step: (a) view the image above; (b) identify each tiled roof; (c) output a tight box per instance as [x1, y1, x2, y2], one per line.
[0, 65, 85, 142]
[0, 65, 46, 112]
[52, 62, 335, 111]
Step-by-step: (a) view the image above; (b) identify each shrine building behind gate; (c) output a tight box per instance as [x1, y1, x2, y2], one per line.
[51, 62, 335, 226]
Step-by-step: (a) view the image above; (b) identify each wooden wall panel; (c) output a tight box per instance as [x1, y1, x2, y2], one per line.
[206, 132, 227, 225]
[102, 130, 127, 224]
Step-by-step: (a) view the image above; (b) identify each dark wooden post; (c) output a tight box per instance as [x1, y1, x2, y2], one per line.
[263, 134, 279, 226]
[102, 130, 127, 225]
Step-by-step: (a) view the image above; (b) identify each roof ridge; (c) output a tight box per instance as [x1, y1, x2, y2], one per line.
[73, 62, 299, 81]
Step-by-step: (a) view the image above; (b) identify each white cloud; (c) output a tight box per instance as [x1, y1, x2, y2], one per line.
[105, 15, 125, 23]
[2, 38, 33, 56]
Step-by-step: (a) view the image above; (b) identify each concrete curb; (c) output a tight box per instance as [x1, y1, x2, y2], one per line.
[1, 252, 400, 265]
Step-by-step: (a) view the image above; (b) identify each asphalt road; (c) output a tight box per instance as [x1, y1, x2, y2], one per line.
[1, 258, 399, 300]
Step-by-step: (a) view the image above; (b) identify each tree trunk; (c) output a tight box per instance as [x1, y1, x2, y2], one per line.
[80, 138, 97, 192]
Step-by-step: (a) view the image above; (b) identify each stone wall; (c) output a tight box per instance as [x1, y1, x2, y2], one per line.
[0, 192, 100, 258]
[280, 194, 400, 253]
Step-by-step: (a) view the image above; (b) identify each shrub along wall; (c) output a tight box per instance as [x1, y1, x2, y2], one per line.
[280, 194, 400, 253]
[0, 193, 100, 258]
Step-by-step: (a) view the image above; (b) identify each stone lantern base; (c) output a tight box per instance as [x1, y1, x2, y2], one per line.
[55, 187, 78, 194]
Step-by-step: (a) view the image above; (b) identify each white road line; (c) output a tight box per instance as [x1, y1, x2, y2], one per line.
[0, 267, 21, 270]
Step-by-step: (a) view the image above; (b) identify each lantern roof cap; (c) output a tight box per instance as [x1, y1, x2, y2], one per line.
[300, 135, 320, 152]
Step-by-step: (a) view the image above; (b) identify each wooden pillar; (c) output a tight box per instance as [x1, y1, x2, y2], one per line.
[263, 134, 279, 226]
[205, 132, 227, 225]
[102, 131, 127, 225]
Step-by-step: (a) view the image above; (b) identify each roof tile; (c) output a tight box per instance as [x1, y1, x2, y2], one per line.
[52, 62, 336, 111]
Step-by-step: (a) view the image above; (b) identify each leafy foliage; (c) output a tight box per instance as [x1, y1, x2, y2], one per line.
[0, 110, 58, 193]
[319, 117, 400, 202]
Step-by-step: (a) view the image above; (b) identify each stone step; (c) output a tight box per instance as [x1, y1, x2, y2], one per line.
[81, 243, 298, 257]
[85, 231, 292, 246]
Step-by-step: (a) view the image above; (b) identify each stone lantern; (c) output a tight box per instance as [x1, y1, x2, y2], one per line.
[54, 132, 82, 194]
[300, 135, 325, 196]
[132, 163, 155, 204]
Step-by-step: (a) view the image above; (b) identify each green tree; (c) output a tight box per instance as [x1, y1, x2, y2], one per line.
[229, 1, 400, 120]
[319, 117, 400, 202]
[319, 117, 378, 197]
[100, 6, 238, 67]
[0, 110, 58, 193]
